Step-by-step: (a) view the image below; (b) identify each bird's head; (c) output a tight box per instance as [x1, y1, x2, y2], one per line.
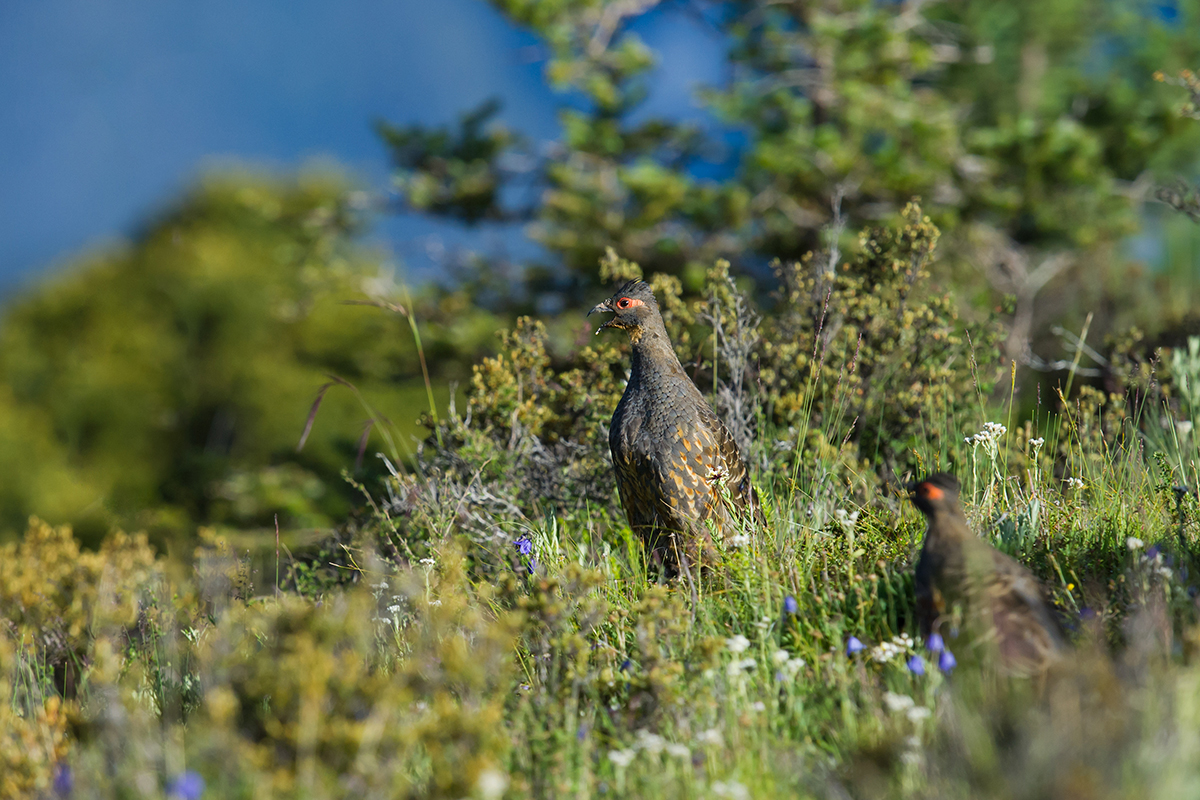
[908, 472, 961, 515]
[589, 280, 659, 341]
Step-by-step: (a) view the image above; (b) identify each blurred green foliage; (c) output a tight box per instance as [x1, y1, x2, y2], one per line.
[0, 171, 496, 546]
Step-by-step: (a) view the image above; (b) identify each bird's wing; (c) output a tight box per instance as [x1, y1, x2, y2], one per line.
[690, 395, 762, 523]
[985, 548, 1066, 672]
[612, 446, 660, 532]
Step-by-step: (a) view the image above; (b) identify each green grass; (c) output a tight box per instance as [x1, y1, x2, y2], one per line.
[5, 405, 1200, 799]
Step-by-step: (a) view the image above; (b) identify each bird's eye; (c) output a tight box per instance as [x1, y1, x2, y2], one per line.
[616, 297, 632, 309]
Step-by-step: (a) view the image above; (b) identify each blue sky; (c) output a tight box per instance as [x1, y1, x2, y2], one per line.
[0, 0, 726, 292]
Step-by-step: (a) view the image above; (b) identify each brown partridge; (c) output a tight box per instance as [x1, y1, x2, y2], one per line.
[590, 279, 763, 574]
[910, 472, 1065, 674]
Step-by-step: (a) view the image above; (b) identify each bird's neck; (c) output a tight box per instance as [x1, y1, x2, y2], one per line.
[629, 323, 687, 381]
[922, 505, 971, 542]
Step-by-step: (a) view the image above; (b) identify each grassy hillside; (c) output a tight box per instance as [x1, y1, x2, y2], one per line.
[4, 208, 1200, 798]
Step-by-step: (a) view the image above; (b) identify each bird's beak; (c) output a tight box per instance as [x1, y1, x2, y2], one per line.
[589, 299, 615, 334]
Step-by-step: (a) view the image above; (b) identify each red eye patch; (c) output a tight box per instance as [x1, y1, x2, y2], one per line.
[919, 483, 944, 500]
[615, 297, 644, 310]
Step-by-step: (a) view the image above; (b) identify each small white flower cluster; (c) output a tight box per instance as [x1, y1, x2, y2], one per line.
[965, 421, 1007, 446]
[726, 635, 751, 654]
[869, 634, 915, 663]
[885, 692, 933, 722]
[608, 749, 636, 768]
[630, 728, 690, 759]
[771, 649, 806, 678]
[728, 533, 752, 549]
[899, 735, 923, 766]
[712, 780, 751, 800]
[418, 557, 436, 567]
[725, 634, 760, 676]
[374, 592, 408, 629]
[1065, 477, 1086, 490]
[475, 768, 509, 800]
[755, 615, 774, 633]
[727, 657, 757, 677]
[1127, 536, 1144, 550]
[696, 728, 724, 746]
[1029, 437, 1045, 450]
[834, 508, 860, 532]
[1136, 542, 1175, 581]
[634, 729, 664, 754]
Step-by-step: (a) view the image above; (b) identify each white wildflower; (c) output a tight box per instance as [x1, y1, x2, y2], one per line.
[608, 749, 636, 768]
[883, 692, 915, 713]
[783, 656, 806, 677]
[834, 508, 860, 532]
[966, 421, 1008, 446]
[729, 533, 752, 549]
[386, 604, 402, 615]
[418, 557, 436, 566]
[726, 635, 751, 654]
[1029, 437, 1045, 450]
[772, 649, 791, 667]
[475, 768, 509, 800]
[728, 657, 757, 677]
[1127, 537, 1145, 551]
[665, 742, 691, 759]
[635, 729, 665, 755]
[869, 635, 913, 664]
[907, 706, 933, 722]
[751, 701, 766, 712]
[1066, 477, 1086, 490]
[712, 780, 751, 800]
[696, 728, 724, 746]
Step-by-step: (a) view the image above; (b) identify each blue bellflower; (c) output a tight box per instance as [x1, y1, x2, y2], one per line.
[167, 772, 205, 800]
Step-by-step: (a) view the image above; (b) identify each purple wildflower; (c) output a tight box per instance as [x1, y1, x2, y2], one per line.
[167, 772, 205, 800]
[528, 558, 539, 575]
[514, 536, 533, 556]
[906, 655, 925, 675]
[845, 636, 865, 656]
[925, 633, 944, 653]
[619, 659, 632, 672]
[1147, 544, 1161, 559]
[53, 765, 72, 796]
[783, 595, 799, 615]
[938, 649, 957, 673]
